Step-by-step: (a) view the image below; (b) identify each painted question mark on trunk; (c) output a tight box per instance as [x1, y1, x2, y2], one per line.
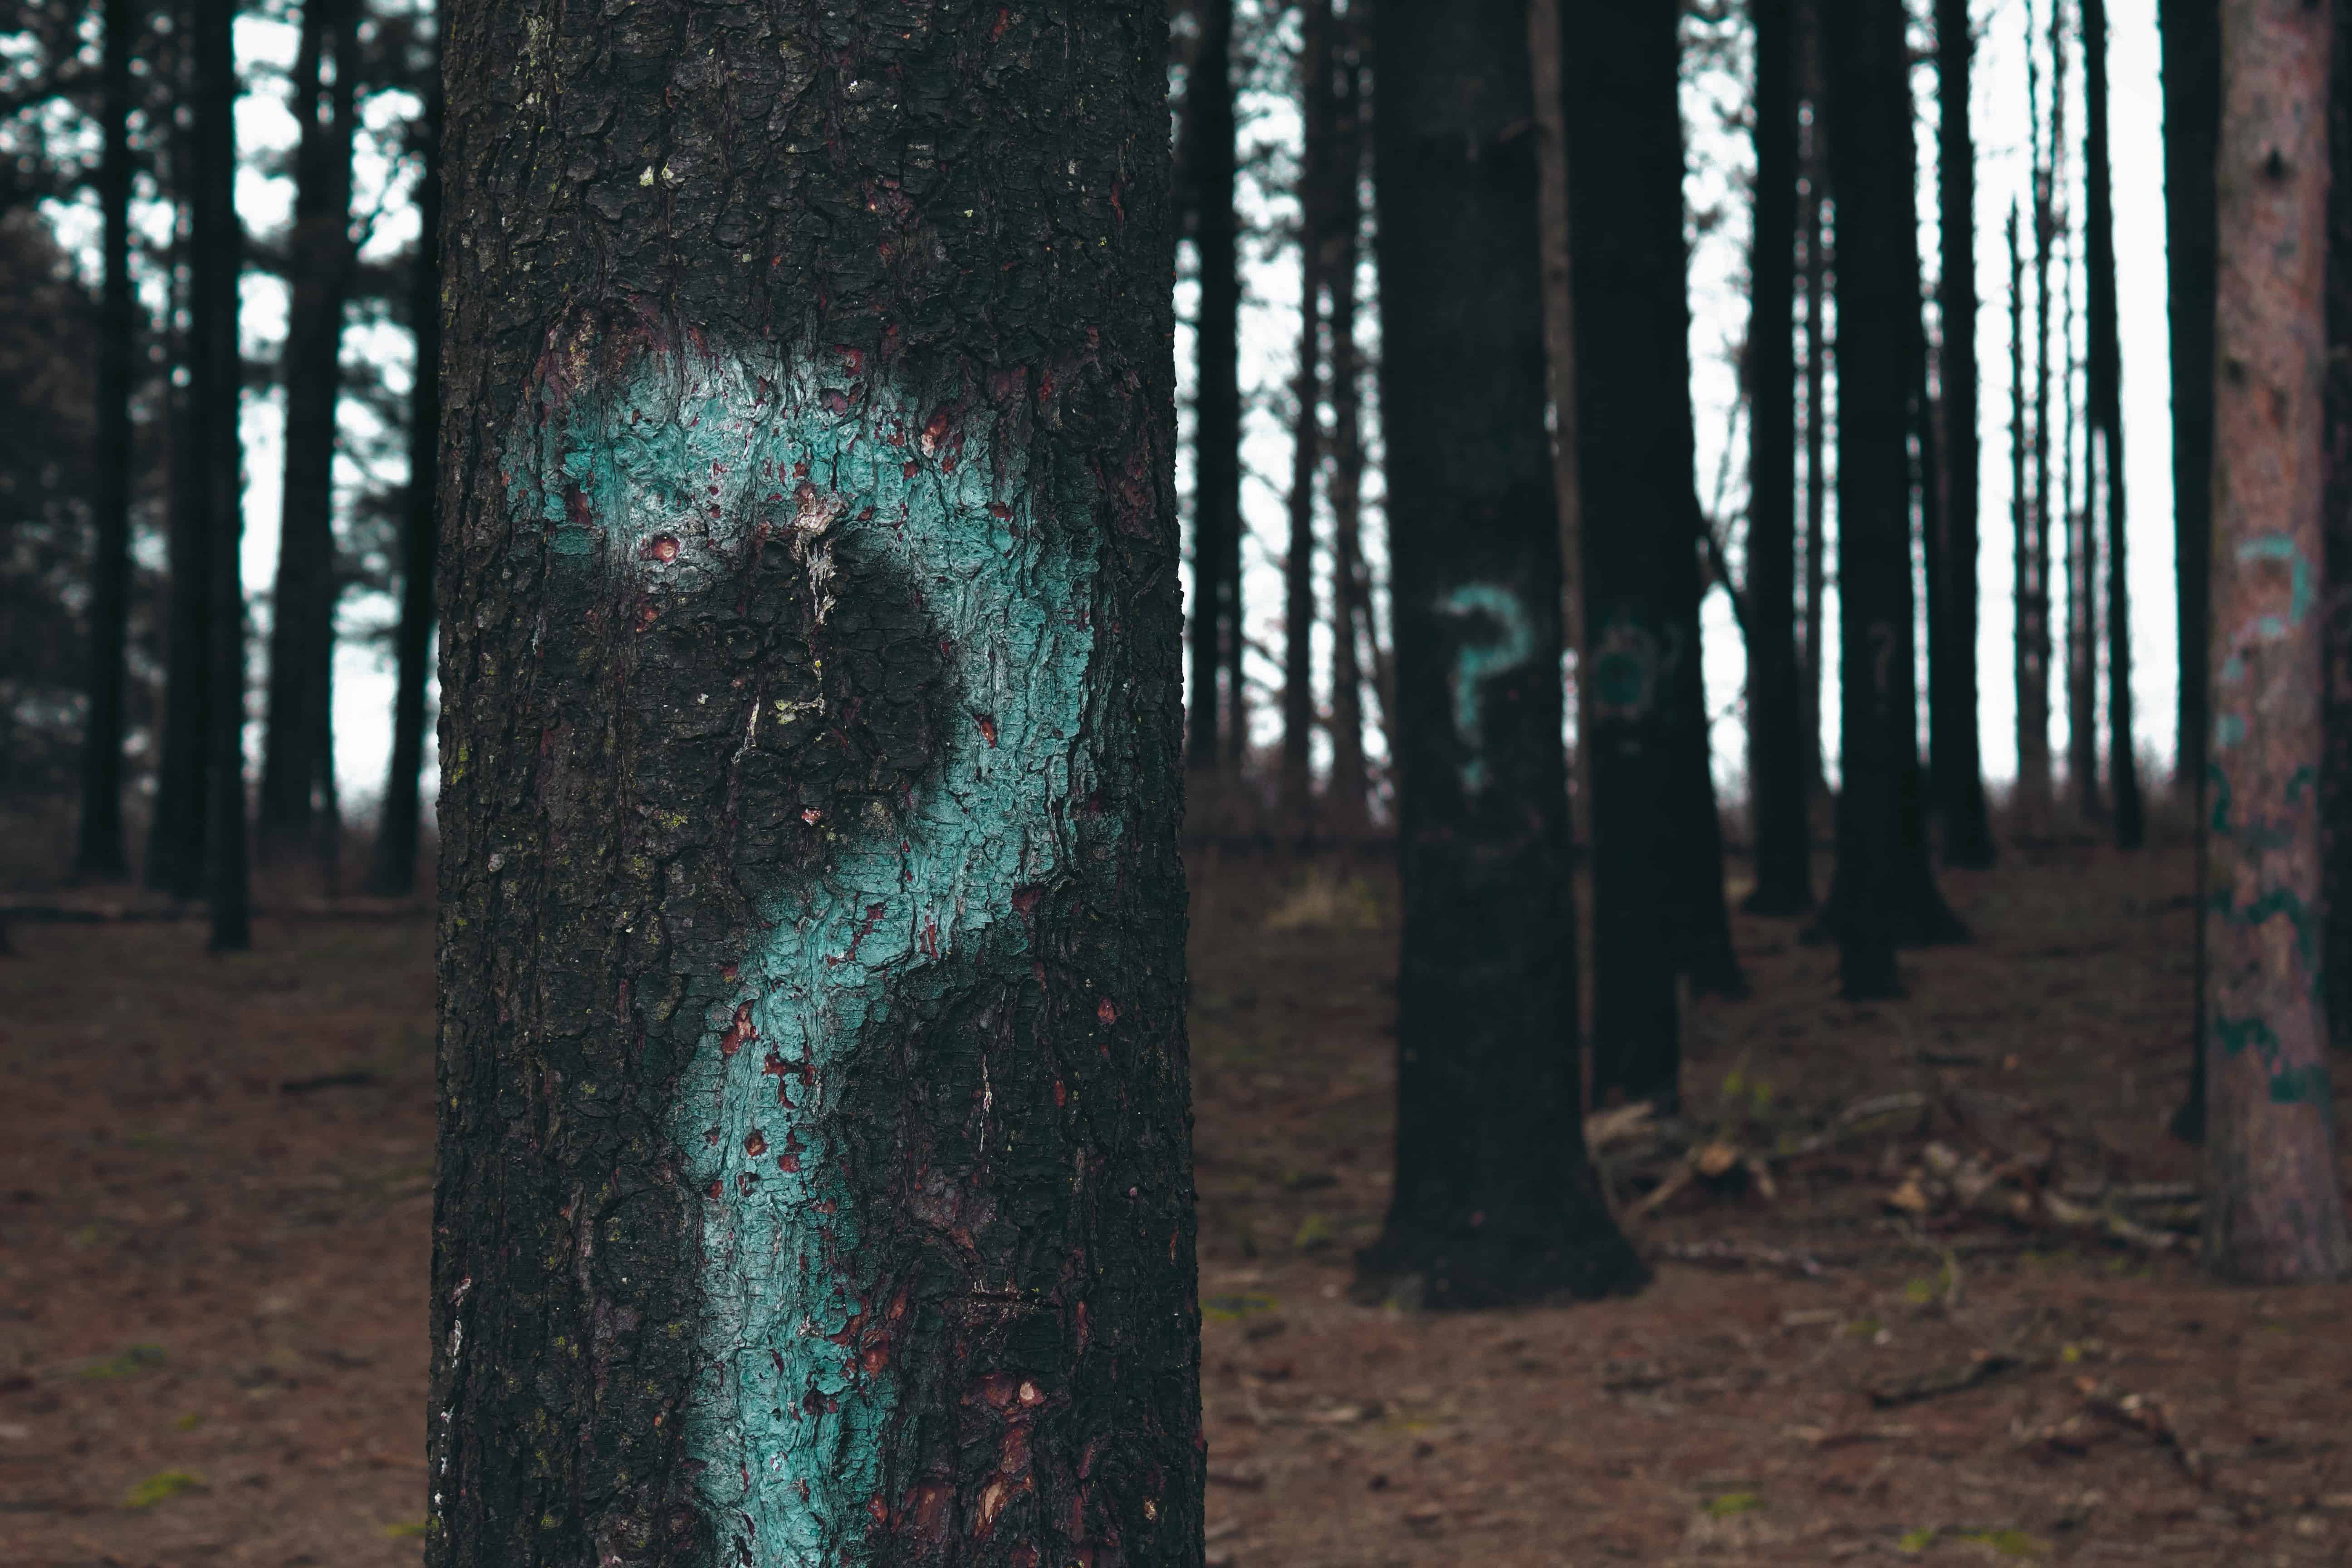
[516, 343, 1094, 1563]
[1435, 584, 1535, 794]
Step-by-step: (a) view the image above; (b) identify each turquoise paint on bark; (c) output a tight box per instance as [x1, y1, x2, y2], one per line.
[509, 342, 1096, 1562]
[1435, 583, 1534, 794]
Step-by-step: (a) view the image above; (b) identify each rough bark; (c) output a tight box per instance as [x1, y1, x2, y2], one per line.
[259, 0, 362, 871]
[1528, 0, 1586, 846]
[364, 78, 441, 901]
[1356, 0, 1640, 1308]
[1934, 0, 1996, 868]
[2163, 0, 2220, 1143]
[2200, 0, 2352, 1283]
[1565, 0, 1686, 1107]
[1279, 0, 1334, 835]
[2020, 26, 2057, 831]
[428, 3, 1199, 1563]
[194, 0, 249, 951]
[2084, 0, 2143, 850]
[1325, 28, 1369, 839]
[74, 0, 137, 882]
[1745, 0, 1813, 914]
[2327, 0, 2352, 1056]
[1188, 0, 1239, 777]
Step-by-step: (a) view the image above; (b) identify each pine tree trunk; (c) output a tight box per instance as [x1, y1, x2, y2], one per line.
[194, 0, 249, 951]
[2326, 0, 2352, 1057]
[1190, 0, 1240, 780]
[1280, 0, 1334, 837]
[75, 0, 137, 882]
[1565, 0, 1686, 1108]
[1326, 30, 1370, 840]
[2163, 0, 2221, 1143]
[2052, 0, 2101, 826]
[1354, 0, 1639, 1309]
[1935, 0, 1996, 867]
[2200, 0, 2352, 1283]
[1745, 0, 1813, 914]
[364, 79, 441, 901]
[428, 4, 1200, 1560]
[2021, 30, 2058, 832]
[1799, 20, 1830, 819]
[2084, 0, 2144, 850]
[147, 21, 210, 902]
[2008, 198, 2030, 836]
[1527, 0, 1586, 848]
[259, 0, 360, 872]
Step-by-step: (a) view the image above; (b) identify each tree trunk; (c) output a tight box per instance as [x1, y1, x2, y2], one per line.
[2327, 0, 2352, 1057]
[2084, 0, 2144, 850]
[2051, 0, 2101, 826]
[1935, 0, 1996, 868]
[1356, 0, 1641, 1306]
[1665, 514, 1745, 997]
[2200, 0, 2352, 1283]
[75, 0, 137, 882]
[2020, 26, 2057, 833]
[1190, 0, 1240, 780]
[1745, 0, 1813, 914]
[1822, 0, 1931, 998]
[1799, 16, 1830, 819]
[429, 4, 1200, 1561]
[2163, 0, 2220, 1143]
[1528, 0, 1586, 848]
[1279, 0, 1334, 837]
[193, 0, 249, 951]
[363, 77, 441, 901]
[2008, 197, 2030, 835]
[1565, 0, 1686, 1109]
[259, 0, 360, 873]
[147, 15, 210, 903]
[1326, 28, 1370, 840]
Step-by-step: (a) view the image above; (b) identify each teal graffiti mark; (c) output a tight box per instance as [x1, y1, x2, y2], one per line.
[2269, 1062, 2330, 1106]
[2215, 1012, 2284, 1068]
[1435, 583, 1535, 794]
[511, 344, 1094, 1562]
[1590, 606, 1661, 721]
[2212, 885, 2318, 975]
[2234, 532, 2315, 637]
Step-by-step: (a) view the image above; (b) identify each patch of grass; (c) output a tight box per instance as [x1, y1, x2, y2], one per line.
[1897, 1526, 1938, 1553]
[1846, 1315, 1883, 1339]
[1292, 1213, 1335, 1252]
[1955, 1526, 2046, 1558]
[82, 1343, 166, 1380]
[1703, 1491, 1763, 1518]
[124, 1469, 204, 1509]
[172, 1411, 203, 1431]
[384, 1519, 429, 1539]
[1201, 1294, 1279, 1323]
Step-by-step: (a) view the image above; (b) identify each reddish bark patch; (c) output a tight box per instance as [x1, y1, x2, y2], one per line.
[718, 1000, 757, 1057]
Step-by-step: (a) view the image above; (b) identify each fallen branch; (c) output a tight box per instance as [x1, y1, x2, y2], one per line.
[1867, 1349, 2037, 1409]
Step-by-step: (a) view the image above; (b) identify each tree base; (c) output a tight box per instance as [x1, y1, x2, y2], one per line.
[1352, 1212, 1646, 1311]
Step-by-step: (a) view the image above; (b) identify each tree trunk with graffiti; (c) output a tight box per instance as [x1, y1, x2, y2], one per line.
[1354, 0, 1640, 1308]
[2199, 0, 2351, 1283]
[428, 4, 1200, 1563]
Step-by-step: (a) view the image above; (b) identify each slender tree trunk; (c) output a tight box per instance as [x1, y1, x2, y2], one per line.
[429, 3, 1200, 1560]
[1528, 0, 1587, 847]
[2200, 0, 2352, 1283]
[2083, 0, 2144, 850]
[1823, 0, 1952, 998]
[75, 0, 137, 882]
[1326, 31, 1370, 840]
[1906, 322, 1966, 937]
[1280, 0, 1333, 837]
[1799, 29, 1830, 819]
[2051, 0, 2102, 825]
[1567, 0, 1688, 1108]
[259, 0, 360, 872]
[364, 79, 441, 900]
[1191, 0, 1241, 780]
[2009, 199, 2030, 837]
[193, 0, 249, 951]
[1356, 0, 1639, 1308]
[147, 17, 210, 902]
[1935, 0, 1996, 867]
[2021, 20, 2058, 831]
[2164, 0, 2221, 1142]
[2326, 0, 2352, 1056]
[1746, 0, 1813, 913]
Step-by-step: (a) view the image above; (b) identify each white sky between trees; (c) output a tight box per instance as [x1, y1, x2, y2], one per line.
[37, 0, 2178, 826]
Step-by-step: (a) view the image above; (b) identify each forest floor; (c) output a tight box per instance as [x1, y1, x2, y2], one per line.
[4, 828, 2352, 1565]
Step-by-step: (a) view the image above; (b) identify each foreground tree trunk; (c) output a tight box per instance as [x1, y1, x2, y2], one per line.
[430, 4, 1200, 1561]
[259, 0, 362, 872]
[1935, 0, 1996, 868]
[1565, 0, 1687, 1108]
[2165, 0, 2222, 1142]
[75, 0, 137, 882]
[2198, 0, 2352, 1282]
[2328, 0, 2352, 1057]
[1746, 0, 1813, 914]
[194, 0, 249, 951]
[1355, 0, 1640, 1308]
[1189, 0, 1244, 779]
[363, 78, 441, 900]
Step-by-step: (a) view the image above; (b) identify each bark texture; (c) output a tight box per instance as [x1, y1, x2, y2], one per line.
[429, 2, 1199, 1562]
[75, 0, 137, 882]
[1357, 0, 1640, 1307]
[365, 78, 442, 900]
[260, 0, 363, 870]
[1746, 0, 1810, 915]
[2327, 0, 2352, 1058]
[1564, 0, 1686, 1107]
[1934, 0, 1995, 868]
[2200, 0, 2352, 1282]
